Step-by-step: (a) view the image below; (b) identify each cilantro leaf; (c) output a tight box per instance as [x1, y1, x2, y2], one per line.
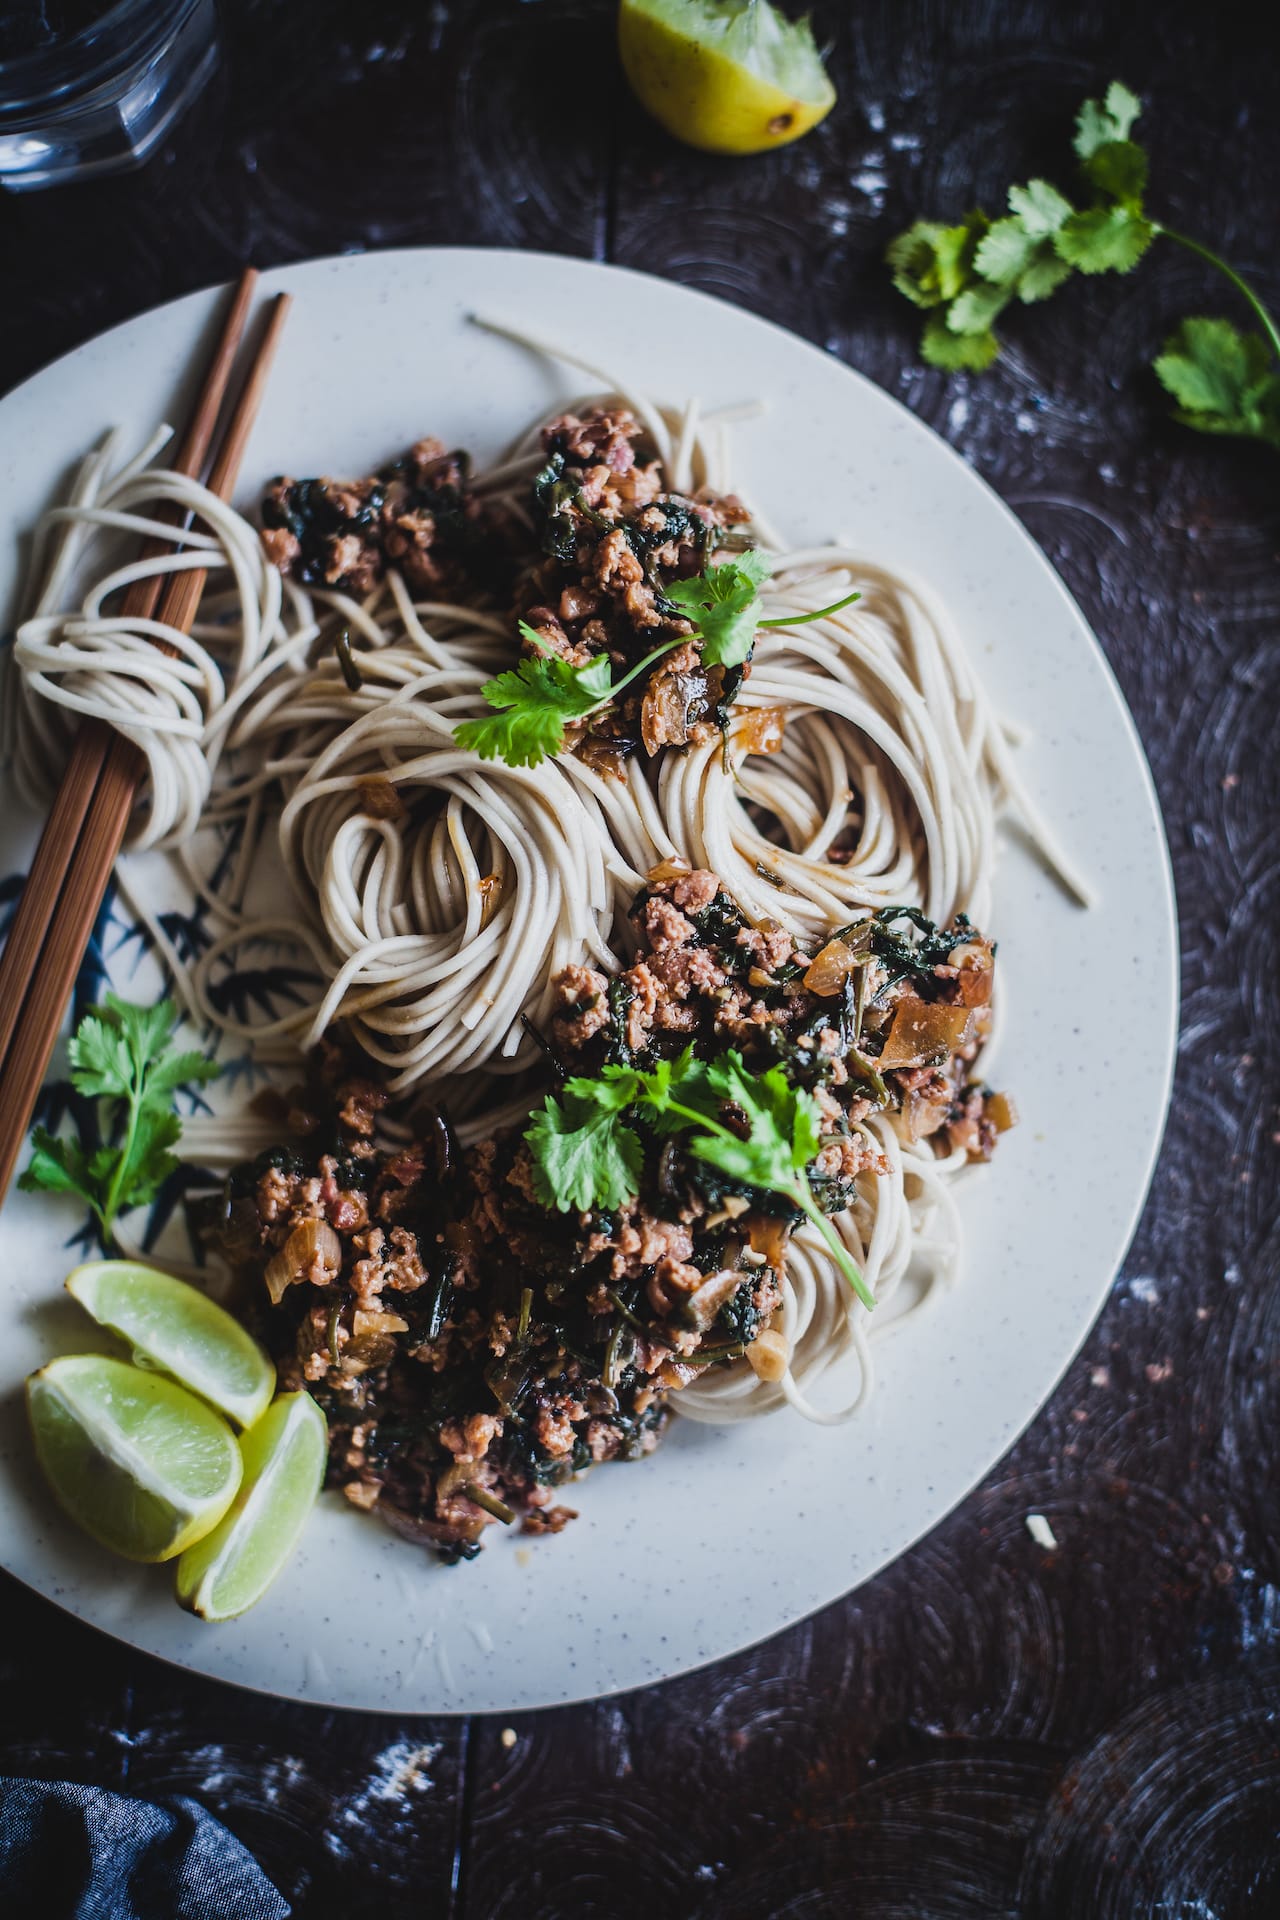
[1055, 205, 1155, 273]
[67, 1012, 135, 1101]
[1082, 138, 1148, 208]
[523, 1052, 717, 1212]
[680, 1125, 786, 1193]
[143, 1048, 221, 1103]
[1015, 251, 1075, 303]
[666, 554, 860, 665]
[976, 184, 1074, 305]
[20, 997, 219, 1245]
[920, 316, 1000, 372]
[693, 1055, 823, 1192]
[1074, 81, 1142, 160]
[887, 75, 1280, 456]
[567, 1068, 645, 1114]
[666, 552, 772, 670]
[1153, 318, 1280, 445]
[972, 218, 1043, 289]
[124, 1109, 185, 1206]
[948, 280, 1011, 336]
[638, 1049, 712, 1124]
[689, 1052, 870, 1307]
[18, 1127, 100, 1213]
[1006, 179, 1074, 239]
[455, 629, 615, 770]
[525, 1086, 643, 1213]
[890, 88, 1154, 367]
[886, 215, 989, 309]
[70, 999, 219, 1118]
[105, 993, 177, 1072]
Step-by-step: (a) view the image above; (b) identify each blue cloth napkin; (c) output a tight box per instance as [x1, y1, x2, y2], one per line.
[0, 1777, 290, 1918]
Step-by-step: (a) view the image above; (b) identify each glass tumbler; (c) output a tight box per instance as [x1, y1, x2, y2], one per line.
[0, 0, 219, 192]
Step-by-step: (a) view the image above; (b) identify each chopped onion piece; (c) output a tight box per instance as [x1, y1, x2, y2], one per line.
[645, 855, 693, 887]
[746, 1328, 789, 1382]
[803, 937, 863, 997]
[264, 1220, 342, 1305]
[879, 998, 971, 1069]
[737, 706, 786, 755]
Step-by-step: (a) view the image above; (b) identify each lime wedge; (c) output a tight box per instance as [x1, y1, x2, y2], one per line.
[27, 1355, 242, 1563]
[67, 1260, 275, 1430]
[175, 1392, 328, 1621]
[618, 0, 836, 156]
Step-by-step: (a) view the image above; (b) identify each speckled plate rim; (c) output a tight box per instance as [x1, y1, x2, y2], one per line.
[0, 248, 1178, 1715]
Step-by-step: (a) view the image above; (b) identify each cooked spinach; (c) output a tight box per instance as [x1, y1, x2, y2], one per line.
[606, 977, 636, 1067]
[832, 904, 972, 1000]
[688, 887, 752, 961]
[532, 451, 599, 562]
[716, 1279, 766, 1346]
[261, 476, 386, 587]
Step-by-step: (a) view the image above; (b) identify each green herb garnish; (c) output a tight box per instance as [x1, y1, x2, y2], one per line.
[1153, 317, 1280, 445]
[668, 550, 862, 669]
[455, 560, 861, 769]
[665, 549, 772, 668]
[461, 1483, 516, 1525]
[887, 80, 1280, 447]
[333, 626, 363, 691]
[524, 1045, 872, 1308]
[453, 622, 675, 769]
[20, 995, 219, 1247]
[524, 1070, 646, 1213]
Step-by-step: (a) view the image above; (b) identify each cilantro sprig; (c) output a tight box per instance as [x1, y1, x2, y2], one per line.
[1153, 318, 1280, 444]
[20, 995, 219, 1246]
[887, 80, 1280, 448]
[454, 631, 617, 769]
[454, 619, 685, 769]
[525, 1045, 874, 1309]
[454, 559, 861, 769]
[667, 549, 861, 670]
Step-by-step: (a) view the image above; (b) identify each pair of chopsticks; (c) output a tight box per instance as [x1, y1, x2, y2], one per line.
[0, 269, 291, 1199]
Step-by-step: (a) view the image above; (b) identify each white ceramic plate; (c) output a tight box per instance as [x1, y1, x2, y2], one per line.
[0, 250, 1176, 1713]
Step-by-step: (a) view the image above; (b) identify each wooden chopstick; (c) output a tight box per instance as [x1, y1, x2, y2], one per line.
[0, 268, 260, 1073]
[0, 286, 291, 1202]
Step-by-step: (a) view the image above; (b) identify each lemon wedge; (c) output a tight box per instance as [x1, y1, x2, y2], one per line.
[618, 0, 836, 156]
[67, 1260, 275, 1431]
[27, 1355, 242, 1563]
[175, 1392, 328, 1621]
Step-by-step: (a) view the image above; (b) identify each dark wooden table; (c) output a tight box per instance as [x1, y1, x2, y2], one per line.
[3, 3, 1279, 1913]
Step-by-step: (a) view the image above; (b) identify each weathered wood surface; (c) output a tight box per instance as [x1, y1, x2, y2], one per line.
[2, 1, 1279, 1912]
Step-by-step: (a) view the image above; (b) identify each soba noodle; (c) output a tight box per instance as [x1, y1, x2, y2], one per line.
[4, 340, 1085, 1427]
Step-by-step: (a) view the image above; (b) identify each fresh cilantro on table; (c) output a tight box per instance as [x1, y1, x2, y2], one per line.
[454, 562, 862, 768]
[1153, 318, 1280, 447]
[19, 995, 219, 1247]
[524, 1045, 873, 1308]
[886, 80, 1280, 449]
[889, 213, 991, 311]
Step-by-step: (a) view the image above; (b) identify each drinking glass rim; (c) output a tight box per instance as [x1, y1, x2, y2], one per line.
[0, 0, 205, 94]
